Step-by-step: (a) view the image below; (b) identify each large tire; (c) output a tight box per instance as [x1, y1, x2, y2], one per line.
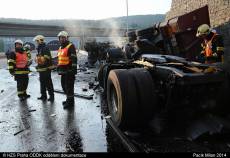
[129, 68, 157, 121]
[107, 68, 157, 129]
[107, 69, 139, 129]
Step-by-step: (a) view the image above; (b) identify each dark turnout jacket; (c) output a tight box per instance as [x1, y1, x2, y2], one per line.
[36, 43, 53, 72]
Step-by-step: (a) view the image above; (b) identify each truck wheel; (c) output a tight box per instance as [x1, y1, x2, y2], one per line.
[129, 68, 157, 121]
[107, 69, 139, 129]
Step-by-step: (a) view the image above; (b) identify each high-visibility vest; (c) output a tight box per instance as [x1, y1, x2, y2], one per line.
[204, 33, 217, 57]
[58, 43, 72, 66]
[16, 52, 28, 68]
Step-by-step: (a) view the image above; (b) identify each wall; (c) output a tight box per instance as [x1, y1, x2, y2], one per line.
[166, 0, 230, 66]
[166, 0, 230, 27]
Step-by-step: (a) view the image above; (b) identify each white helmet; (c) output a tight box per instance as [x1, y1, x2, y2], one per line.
[14, 39, 23, 45]
[57, 31, 68, 38]
[33, 35, 45, 42]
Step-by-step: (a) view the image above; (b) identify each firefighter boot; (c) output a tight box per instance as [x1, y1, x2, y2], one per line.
[37, 96, 47, 101]
[19, 96, 26, 101]
[63, 97, 74, 109]
[24, 93, 31, 99]
[48, 95, 54, 102]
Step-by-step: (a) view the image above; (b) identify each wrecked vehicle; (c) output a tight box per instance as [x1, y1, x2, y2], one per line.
[98, 6, 230, 139]
[84, 40, 116, 65]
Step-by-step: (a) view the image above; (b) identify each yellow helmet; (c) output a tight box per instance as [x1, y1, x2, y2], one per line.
[196, 24, 210, 37]
[33, 35, 45, 42]
[57, 31, 68, 38]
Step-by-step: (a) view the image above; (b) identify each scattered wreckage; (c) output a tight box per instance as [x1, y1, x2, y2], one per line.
[97, 6, 230, 140]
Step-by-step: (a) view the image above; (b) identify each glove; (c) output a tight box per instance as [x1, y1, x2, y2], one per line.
[212, 53, 218, 57]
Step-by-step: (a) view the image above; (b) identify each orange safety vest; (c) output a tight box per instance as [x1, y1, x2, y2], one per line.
[204, 33, 217, 57]
[16, 52, 28, 68]
[57, 43, 72, 66]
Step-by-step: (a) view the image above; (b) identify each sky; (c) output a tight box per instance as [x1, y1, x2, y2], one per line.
[0, 0, 172, 20]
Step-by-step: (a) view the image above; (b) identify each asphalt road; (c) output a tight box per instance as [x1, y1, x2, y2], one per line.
[0, 52, 119, 152]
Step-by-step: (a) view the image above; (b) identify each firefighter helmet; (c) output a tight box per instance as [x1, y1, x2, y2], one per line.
[24, 44, 31, 50]
[14, 39, 23, 45]
[33, 35, 45, 42]
[196, 24, 211, 37]
[57, 31, 68, 38]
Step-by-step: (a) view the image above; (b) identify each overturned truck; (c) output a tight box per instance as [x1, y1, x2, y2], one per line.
[98, 6, 230, 139]
[84, 40, 115, 65]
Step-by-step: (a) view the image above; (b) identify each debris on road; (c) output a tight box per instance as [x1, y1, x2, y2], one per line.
[93, 84, 99, 91]
[186, 115, 224, 140]
[82, 87, 88, 92]
[88, 82, 94, 89]
[50, 114, 56, 117]
[106, 116, 139, 152]
[1, 90, 4, 93]
[78, 67, 87, 72]
[14, 129, 25, 136]
[54, 89, 93, 100]
[28, 109, 36, 113]
[0, 121, 7, 124]
[104, 116, 111, 119]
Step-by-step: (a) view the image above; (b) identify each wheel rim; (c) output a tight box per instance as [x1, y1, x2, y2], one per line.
[110, 85, 119, 122]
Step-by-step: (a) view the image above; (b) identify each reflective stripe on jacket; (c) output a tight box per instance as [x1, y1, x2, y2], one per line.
[58, 43, 72, 66]
[204, 33, 217, 57]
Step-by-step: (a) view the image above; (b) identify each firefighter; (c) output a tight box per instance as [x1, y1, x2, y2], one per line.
[8, 39, 31, 101]
[196, 24, 224, 64]
[33, 35, 54, 102]
[57, 31, 77, 109]
[23, 44, 32, 66]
